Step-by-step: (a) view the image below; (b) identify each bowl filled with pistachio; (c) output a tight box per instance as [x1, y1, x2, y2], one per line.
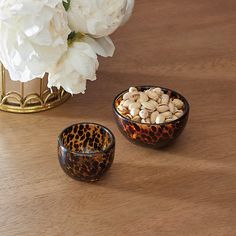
[113, 86, 190, 148]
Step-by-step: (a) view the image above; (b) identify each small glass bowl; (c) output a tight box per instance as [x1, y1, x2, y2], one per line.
[113, 86, 190, 148]
[58, 123, 115, 182]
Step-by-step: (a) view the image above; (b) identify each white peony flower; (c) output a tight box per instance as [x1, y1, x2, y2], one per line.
[67, 0, 135, 38]
[83, 36, 115, 57]
[121, 0, 135, 25]
[48, 33, 115, 94]
[0, 0, 70, 82]
[48, 39, 98, 94]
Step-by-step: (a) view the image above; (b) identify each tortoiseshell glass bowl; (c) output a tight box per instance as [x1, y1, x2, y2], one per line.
[113, 86, 190, 148]
[58, 123, 115, 182]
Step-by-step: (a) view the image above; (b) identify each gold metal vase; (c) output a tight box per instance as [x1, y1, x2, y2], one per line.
[0, 64, 70, 113]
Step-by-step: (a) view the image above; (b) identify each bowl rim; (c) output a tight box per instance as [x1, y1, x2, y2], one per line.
[112, 85, 190, 126]
[58, 122, 115, 156]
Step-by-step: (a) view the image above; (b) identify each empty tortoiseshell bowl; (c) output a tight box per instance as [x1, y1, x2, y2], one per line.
[113, 86, 190, 148]
[58, 123, 115, 182]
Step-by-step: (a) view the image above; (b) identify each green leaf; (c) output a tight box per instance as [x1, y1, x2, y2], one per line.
[63, 0, 71, 11]
[67, 31, 85, 46]
[68, 31, 76, 41]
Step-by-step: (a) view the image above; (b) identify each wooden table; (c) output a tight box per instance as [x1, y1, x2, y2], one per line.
[0, 1, 236, 235]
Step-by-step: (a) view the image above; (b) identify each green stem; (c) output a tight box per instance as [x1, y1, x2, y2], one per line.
[67, 32, 85, 46]
[63, 0, 71, 11]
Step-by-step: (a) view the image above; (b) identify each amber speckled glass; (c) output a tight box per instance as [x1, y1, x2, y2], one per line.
[58, 123, 115, 182]
[113, 86, 190, 148]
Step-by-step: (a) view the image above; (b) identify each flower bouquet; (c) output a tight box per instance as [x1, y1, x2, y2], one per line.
[0, 0, 134, 95]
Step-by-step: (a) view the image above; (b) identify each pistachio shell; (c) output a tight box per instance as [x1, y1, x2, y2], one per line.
[157, 105, 169, 113]
[173, 99, 184, 109]
[161, 94, 170, 105]
[133, 94, 140, 101]
[117, 105, 127, 113]
[123, 92, 132, 100]
[166, 115, 178, 122]
[123, 99, 133, 108]
[139, 109, 149, 119]
[149, 99, 158, 107]
[168, 102, 175, 113]
[141, 119, 146, 124]
[141, 101, 156, 111]
[150, 111, 159, 124]
[172, 115, 178, 120]
[132, 116, 141, 122]
[165, 118, 173, 122]
[128, 102, 141, 110]
[175, 110, 184, 118]
[161, 111, 172, 118]
[129, 87, 138, 93]
[123, 91, 140, 101]
[147, 91, 158, 100]
[155, 114, 165, 124]
[130, 108, 140, 117]
[152, 87, 162, 95]
[139, 92, 149, 103]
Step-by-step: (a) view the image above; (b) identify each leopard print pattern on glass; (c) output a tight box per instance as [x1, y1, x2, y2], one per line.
[58, 124, 115, 182]
[113, 86, 189, 148]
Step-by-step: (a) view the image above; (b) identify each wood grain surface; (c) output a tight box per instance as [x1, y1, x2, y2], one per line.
[0, 0, 236, 235]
